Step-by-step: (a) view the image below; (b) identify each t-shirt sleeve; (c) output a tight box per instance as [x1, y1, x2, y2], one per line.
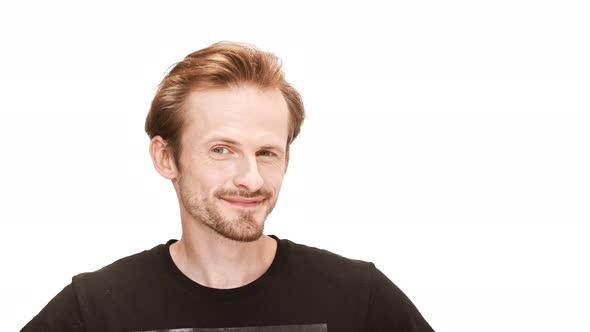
[21, 282, 85, 332]
[365, 263, 434, 332]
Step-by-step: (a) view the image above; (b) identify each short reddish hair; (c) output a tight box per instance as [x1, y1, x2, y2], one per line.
[145, 41, 305, 166]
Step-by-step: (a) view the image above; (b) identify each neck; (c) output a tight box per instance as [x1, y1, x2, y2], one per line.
[169, 217, 277, 289]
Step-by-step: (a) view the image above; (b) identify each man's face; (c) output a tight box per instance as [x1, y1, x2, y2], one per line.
[174, 84, 290, 242]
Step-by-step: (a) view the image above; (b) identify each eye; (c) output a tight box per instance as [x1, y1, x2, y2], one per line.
[257, 150, 276, 157]
[211, 146, 230, 154]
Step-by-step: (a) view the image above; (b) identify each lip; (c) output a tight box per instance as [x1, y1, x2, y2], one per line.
[221, 197, 264, 208]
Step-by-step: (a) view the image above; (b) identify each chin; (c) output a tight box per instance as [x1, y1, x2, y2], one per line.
[217, 223, 264, 242]
[207, 208, 266, 242]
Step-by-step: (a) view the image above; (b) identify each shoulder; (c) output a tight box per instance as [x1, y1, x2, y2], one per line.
[278, 237, 376, 287]
[70, 243, 166, 297]
[23, 243, 169, 330]
[278, 239, 434, 331]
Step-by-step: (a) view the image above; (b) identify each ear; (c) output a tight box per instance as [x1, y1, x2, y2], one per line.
[149, 136, 179, 180]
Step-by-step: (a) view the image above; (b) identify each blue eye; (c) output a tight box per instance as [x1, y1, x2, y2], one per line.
[212, 146, 229, 154]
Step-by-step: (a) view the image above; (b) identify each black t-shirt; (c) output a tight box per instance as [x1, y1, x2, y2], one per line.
[22, 236, 434, 332]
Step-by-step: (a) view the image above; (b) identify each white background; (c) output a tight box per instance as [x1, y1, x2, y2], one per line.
[1, 1, 589, 331]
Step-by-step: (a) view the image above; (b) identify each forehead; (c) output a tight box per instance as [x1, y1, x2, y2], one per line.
[181, 84, 290, 147]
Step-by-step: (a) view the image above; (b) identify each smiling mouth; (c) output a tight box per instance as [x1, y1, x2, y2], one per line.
[221, 197, 264, 208]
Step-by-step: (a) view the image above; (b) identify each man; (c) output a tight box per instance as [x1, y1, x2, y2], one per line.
[23, 42, 434, 332]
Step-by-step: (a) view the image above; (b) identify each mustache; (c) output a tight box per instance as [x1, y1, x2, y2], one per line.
[215, 188, 272, 199]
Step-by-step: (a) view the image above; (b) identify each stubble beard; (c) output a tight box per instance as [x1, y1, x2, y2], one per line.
[178, 177, 277, 242]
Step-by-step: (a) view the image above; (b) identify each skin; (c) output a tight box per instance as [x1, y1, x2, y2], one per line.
[149, 84, 290, 289]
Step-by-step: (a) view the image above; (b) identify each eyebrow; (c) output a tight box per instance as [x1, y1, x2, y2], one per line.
[207, 137, 241, 146]
[207, 137, 286, 154]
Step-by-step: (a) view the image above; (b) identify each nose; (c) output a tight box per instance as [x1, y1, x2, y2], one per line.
[233, 156, 264, 192]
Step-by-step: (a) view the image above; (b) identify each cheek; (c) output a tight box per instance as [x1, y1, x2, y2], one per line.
[187, 165, 232, 193]
[260, 164, 286, 188]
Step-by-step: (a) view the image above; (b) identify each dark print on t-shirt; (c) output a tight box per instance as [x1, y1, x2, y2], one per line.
[137, 324, 328, 332]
